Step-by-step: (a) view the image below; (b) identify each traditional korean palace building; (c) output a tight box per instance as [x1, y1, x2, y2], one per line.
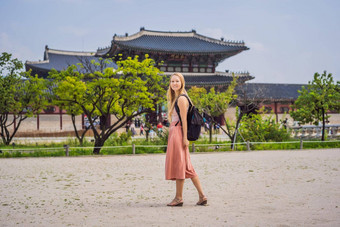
[26, 28, 253, 88]
[24, 28, 318, 131]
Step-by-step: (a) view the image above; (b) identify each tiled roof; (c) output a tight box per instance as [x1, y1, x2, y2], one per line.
[235, 83, 306, 101]
[26, 46, 117, 77]
[98, 29, 249, 55]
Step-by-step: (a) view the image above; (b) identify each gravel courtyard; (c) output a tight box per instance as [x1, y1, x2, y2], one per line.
[1, 149, 339, 226]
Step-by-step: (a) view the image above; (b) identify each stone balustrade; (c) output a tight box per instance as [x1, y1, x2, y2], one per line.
[290, 124, 340, 138]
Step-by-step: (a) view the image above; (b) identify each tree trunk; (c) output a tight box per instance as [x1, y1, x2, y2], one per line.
[4, 138, 10, 145]
[71, 114, 88, 146]
[93, 138, 105, 154]
[0, 123, 10, 145]
[227, 113, 243, 149]
[145, 130, 149, 141]
[79, 137, 84, 146]
[0, 114, 26, 146]
[230, 134, 235, 149]
[321, 108, 325, 141]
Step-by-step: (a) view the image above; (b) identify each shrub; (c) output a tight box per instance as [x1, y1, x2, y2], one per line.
[239, 108, 291, 142]
[104, 131, 132, 146]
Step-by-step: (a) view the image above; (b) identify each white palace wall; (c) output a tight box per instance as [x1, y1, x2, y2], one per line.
[8, 115, 84, 134]
[5, 110, 340, 136]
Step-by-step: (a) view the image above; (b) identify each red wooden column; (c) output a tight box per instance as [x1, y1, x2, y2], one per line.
[274, 101, 278, 123]
[14, 116, 16, 131]
[290, 101, 295, 112]
[37, 114, 40, 130]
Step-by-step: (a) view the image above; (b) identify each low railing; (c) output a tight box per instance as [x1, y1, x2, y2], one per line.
[289, 124, 340, 138]
[1, 139, 339, 156]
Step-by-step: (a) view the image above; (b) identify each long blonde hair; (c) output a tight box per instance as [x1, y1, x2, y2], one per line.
[167, 73, 189, 121]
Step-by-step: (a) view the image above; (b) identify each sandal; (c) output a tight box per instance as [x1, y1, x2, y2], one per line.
[167, 198, 183, 207]
[196, 196, 208, 206]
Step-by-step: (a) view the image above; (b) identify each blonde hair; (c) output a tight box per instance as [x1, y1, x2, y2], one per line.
[167, 73, 189, 121]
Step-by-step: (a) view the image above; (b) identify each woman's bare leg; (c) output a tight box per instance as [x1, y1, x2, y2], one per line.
[167, 179, 185, 206]
[191, 176, 205, 198]
[191, 176, 207, 205]
[175, 179, 185, 199]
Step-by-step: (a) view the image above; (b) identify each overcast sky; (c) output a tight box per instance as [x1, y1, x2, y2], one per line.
[1, 0, 339, 84]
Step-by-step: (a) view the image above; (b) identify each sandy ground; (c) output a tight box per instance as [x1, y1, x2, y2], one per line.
[0, 149, 339, 227]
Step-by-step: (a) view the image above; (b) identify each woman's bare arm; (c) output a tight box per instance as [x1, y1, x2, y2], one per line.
[178, 96, 189, 148]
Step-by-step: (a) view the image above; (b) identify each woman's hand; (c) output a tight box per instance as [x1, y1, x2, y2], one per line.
[183, 138, 189, 149]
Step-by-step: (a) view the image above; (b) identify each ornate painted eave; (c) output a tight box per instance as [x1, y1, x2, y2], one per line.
[164, 71, 254, 86]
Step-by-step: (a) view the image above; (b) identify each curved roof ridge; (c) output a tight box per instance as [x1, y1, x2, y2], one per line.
[113, 29, 195, 41]
[25, 59, 49, 65]
[47, 47, 96, 56]
[113, 29, 245, 46]
[193, 33, 245, 47]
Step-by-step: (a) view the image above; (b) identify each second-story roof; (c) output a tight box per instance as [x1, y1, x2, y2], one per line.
[26, 46, 117, 77]
[97, 28, 249, 57]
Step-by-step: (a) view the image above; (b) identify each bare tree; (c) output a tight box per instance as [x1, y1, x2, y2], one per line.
[221, 83, 265, 148]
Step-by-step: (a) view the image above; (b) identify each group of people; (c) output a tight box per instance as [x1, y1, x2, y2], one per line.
[125, 121, 165, 137]
[125, 122, 138, 136]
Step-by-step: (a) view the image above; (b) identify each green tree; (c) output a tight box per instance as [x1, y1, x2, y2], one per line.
[0, 52, 48, 145]
[188, 76, 237, 142]
[49, 55, 166, 154]
[290, 71, 340, 141]
[239, 108, 291, 143]
[49, 56, 113, 146]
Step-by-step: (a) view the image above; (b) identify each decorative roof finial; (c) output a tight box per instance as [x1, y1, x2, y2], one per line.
[140, 27, 145, 31]
[221, 37, 224, 41]
[192, 29, 196, 33]
[125, 33, 128, 37]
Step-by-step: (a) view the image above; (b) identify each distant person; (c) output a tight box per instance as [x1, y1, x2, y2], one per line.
[165, 72, 207, 207]
[205, 122, 209, 132]
[216, 123, 220, 134]
[130, 123, 136, 136]
[157, 122, 163, 132]
[140, 124, 144, 135]
[149, 128, 156, 138]
[213, 123, 217, 134]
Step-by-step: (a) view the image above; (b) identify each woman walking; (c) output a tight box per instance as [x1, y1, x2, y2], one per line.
[165, 73, 207, 207]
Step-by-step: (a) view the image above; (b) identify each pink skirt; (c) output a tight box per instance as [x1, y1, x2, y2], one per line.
[165, 121, 197, 180]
